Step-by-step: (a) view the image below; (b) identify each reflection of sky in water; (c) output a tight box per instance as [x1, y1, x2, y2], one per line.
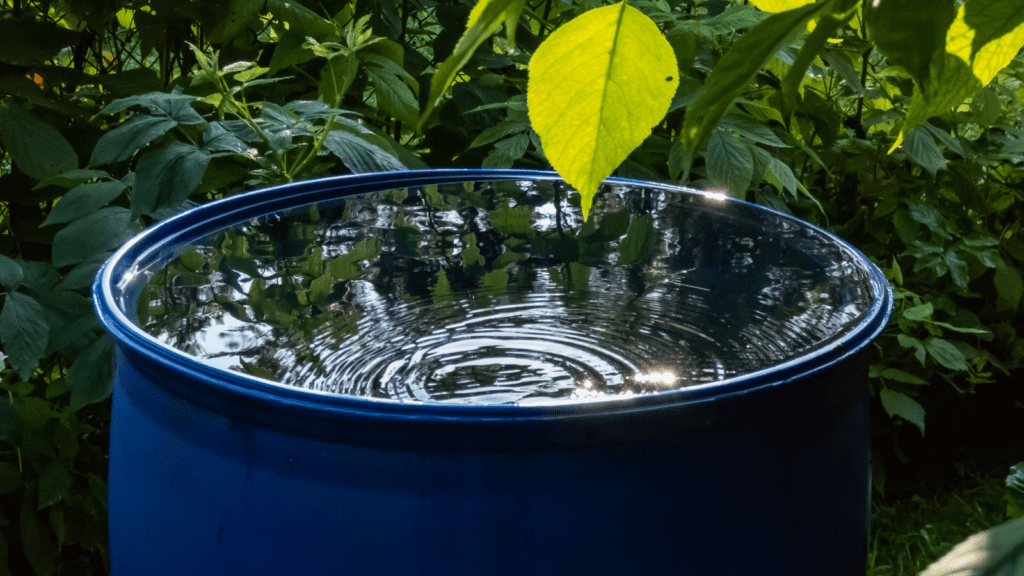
[137, 180, 877, 405]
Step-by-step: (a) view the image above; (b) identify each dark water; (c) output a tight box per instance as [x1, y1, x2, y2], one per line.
[136, 179, 876, 405]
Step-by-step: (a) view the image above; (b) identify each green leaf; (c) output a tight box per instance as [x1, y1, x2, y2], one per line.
[865, 0, 956, 95]
[881, 368, 928, 385]
[203, 122, 249, 154]
[719, 111, 788, 148]
[918, 516, 1024, 576]
[618, 214, 656, 266]
[0, 105, 78, 180]
[41, 181, 126, 227]
[267, 0, 337, 38]
[131, 142, 212, 219]
[90, 115, 177, 166]
[319, 54, 359, 108]
[209, 0, 266, 42]
[89, 473, 108, 511]
[0, 462, 21, 495]
[323, 128, 406, 173]
[268, 31, 315, 75]
[994, 259, 1023, 309]
[0, 17, 81, 65]
[898, 333, 927, 365]
[361, 53, 419, 125]
[879, 388, 926, 436]
[0, 254, 24, 290]
[68, 336, 113, 411]
[903, 128, 946, 174]
[482, 134, 530, 169]
[37, 460, 73, 510]
[903, 302, 934, 321]
[528, 2, 678, 220]
[51, 207, 134, 268]
[705, 129, 754, 196]
[19, 490, 58, 576]
[0, 292, 50, 380]
[420, 0, 527, 128]
[925, 337, 969, 371]
[681, 1, 830, 164]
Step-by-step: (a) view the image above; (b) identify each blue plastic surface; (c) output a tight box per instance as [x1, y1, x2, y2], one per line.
[94, 169, 892, 575]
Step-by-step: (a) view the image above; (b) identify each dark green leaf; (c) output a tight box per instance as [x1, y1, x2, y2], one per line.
[19, 489, 58, 576]
[994, 259, 1023, 309]
[681, 1, 831, 157]
[907, 202, 952, 239]
[944, 250, 969, 288]
[719, 111, 788, 147]
[918, 516, 1024, 576]
[781, 13, 851, 104]
[362, 53, 419, 125]
[0, 292, 50, 380]
[15, 261, 60, 295]
[57, 252, 113, 292]
[482, 134, 530, 169]
[210, 0, 266, 42]
[0, 254, 23, 290]
[0, 105, 78, 180]
[203, 122, 249, 153]
[898, 333, 927, 365]
[98, 89, 198, 117]
[925, 337, 969, 371]
[880, 388, 926, 435]
[881, 368, 929, 385]
[68, 336, 113, 411]
[52, 207, 135, 268]
[0, 462, 20, 495]
[90, 115, 177, 165]
[705, 129, 753, 196]
[618, 214, 655, 266]
[41, 181, 126, 227]
[132, 142, 212, 219]
[37, 460, 72, 510]
[865, 0, 956, 95]
[903, 128, 946, 175]
[356, 0, 402, 40]
[33, 169, 111, 191]
[324, 128, 406, 173]
[88, 473, 108, 511]
[0, 17, 81, 65]
[267, 0, 337, 37]
[319, 54, 359, 109]
[903, 302, 934, 321]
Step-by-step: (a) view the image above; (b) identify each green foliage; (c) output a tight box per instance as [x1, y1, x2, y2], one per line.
[1, 0, 1023, 572]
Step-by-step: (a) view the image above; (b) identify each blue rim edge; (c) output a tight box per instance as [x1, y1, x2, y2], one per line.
[93, 168, 894, 424]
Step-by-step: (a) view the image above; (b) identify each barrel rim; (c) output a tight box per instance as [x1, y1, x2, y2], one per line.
[93, 168, 893, 421]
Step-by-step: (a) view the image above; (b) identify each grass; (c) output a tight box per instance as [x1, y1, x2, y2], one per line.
[867, 467, 1013, 575]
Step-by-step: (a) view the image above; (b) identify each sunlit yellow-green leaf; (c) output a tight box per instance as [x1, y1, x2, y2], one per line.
[892, 0, 1024, 151]
[528, 2, 677, 220]
[748, 0, 815, 12]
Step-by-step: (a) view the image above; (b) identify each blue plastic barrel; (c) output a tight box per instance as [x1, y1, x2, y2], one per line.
[94, 169, 892, 575]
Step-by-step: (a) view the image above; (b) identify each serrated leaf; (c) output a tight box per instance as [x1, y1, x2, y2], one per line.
[903, 128, 946, 174]
[51, 207, 135, 268]
[919, 516, 1024, 576]
[68, 336, 113, 411]
[131, 142, 212, 219]
[0, 105, 78, 180]
[41, 181, 126, 227]
[323, 128, 406, 173]
[98, 88, 199, 117]
[37, 460, 72, 510]
[0, 292, 50, 381]
[925, 337, 969, 371]
[0, 254, 24, 290]
[482, 134, 530, 169]
[420, 0, 527, 127]
[898, 333, 927, 364]
[203, 122, 249, 153]
[879, 388, 926, 435]
[706, 129, 754, 196]
[362, 53, 419, 125]
[681, 2, 829, 166]
[90, 115, 177, 165]
[319, 54, 359, 108]
[903, 302, 934, 320]
[529, 2, 677, 220]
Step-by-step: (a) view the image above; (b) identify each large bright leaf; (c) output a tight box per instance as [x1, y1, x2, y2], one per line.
[420, 0, 528, 129]
[892, 0, 1024, 150]
[528, 2, 677, 220]
[748, 0, 814, 12]
[919, 516, 1024, 576]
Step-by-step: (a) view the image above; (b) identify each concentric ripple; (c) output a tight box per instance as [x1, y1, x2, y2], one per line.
[137, 179, 877, 405]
